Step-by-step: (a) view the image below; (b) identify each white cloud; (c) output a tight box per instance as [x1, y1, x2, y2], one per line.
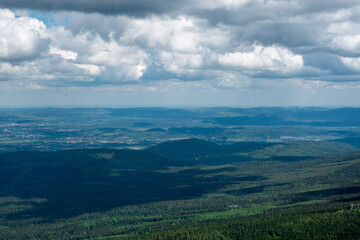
[327, 22, 360, 35]
[0, 8, 14, 18]
[341, 57, 360, 71]
[218, 45, 303, 73]
[0, 9, 49, 61]
[216, 72, 251, 89]
[145, 86, 157, 92]
[0, 62, 26, 76]
[1, 2, 360, 94]
[119, 16, 199, 52]
[117, 61, 147, 80]
[49, 47, 78, 61]
[159, 52, 204, 73]
[330, 35, 360, 54]
[25, 83, 47, 90]
[170, 32, 198, 53]
[0, 9, 150, 84]
[195, 0, 252, 10]
[74, 64, 103, 75]
[49, 30, 149, 81]
[118, 15, 230, 53]
[134, 62, 147, 79]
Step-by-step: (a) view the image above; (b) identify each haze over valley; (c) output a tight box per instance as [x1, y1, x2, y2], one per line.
[1, 0, 360, 239]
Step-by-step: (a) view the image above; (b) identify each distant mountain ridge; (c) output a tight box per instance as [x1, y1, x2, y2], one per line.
[2, 107, 360, 126]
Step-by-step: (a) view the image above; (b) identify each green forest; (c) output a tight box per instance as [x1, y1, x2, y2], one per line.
[1, 137, 360, 239]
[132, 203, 360, 240]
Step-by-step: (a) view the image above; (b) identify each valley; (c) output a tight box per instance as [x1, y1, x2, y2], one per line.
[0, 108, 360, 239]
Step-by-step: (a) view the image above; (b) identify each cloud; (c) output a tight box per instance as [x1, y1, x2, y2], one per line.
[236, 22, 319, 48]
[158, 52, 204, 73]
[2, 0, 357, 20]
[341, 57, 360, 72]
[0, 9, 49, 62]
[74, 64, 103, 76]
[1, 1, 360, 91]
[330, 35, 360, 55]
[116, 16, 230, 52]
[216, 72, 251, 89]
[0, 0, 188, 15]
[0, 8, 13, 17]
[218, 45, 303, 73]
[0, 10, 149, 85]
[49, 47, 78, 60]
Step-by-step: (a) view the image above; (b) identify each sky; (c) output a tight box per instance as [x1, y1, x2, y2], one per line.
[0, 0, 360, 107]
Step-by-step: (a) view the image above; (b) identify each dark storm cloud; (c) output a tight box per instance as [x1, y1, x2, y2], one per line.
[0, 0, 188, 15]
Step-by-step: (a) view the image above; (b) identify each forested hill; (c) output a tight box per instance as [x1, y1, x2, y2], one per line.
[1, 138, 360, 239]
[146, 138, 223, 160]
[0, 148, 181, 171]
[0, 148, 193, 217]
[147, 138, 357, 164]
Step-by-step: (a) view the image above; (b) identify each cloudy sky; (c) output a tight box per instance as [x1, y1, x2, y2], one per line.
[0, 0, 360, 107]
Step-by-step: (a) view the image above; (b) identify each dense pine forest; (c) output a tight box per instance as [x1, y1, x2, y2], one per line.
[132, 203, 360, 240]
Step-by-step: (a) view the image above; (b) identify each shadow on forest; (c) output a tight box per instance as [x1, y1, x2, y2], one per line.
[1, 161, 264, 221]
[267, 156, 315, 162]
[226, 185, 269, 196]
[291, 186, 360, 203]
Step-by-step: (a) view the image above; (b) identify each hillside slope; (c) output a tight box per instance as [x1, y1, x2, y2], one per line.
[148, 138, 356, 164]
[147, 138, 222, 160]
[0, 149, 196, 217]
[1, 139, 360, 239]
